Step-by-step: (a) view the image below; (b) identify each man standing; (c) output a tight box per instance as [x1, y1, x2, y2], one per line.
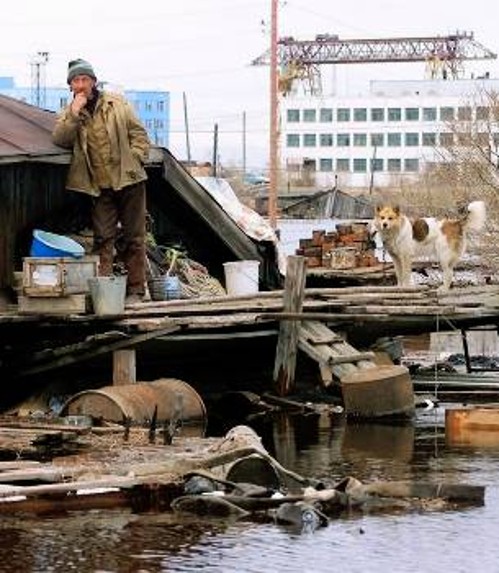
[52, 58, 151, 303]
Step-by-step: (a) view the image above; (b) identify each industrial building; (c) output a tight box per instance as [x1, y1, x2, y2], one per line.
[280, 77, 499, 189]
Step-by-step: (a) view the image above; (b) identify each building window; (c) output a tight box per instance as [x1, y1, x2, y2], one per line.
[145, 101, 153, 112]
[319, 108, 333, 122]
[371, 158, 384, 172]
[457, 132, 472, 146]
[303, 109, 316, 122]
[145, 119, 153, 129]
[336, 158, 350, 172]
[440, 132, 454, 147]
[387, 133, 401, 147]
[440, 107, 454, 121]
[458, 106, 472, 121]
[370, 108, 385, 121]
[157, 100, 165, 113]
[404, 158, 419, 172]
[59, 97, 68, 108]
[353, 133, 367, 146]
[337, 108, 350, 122]
[371, 133, 384, 147]
[387, 158, 401, 172]
[286, 134, 300, 147]
[337, 133, 350, 146]
[388, 108, 401, 121]
[320, 133, 334, 146]
[405, 133, 419, 146]
[423, 107, 437, 121]
[476, 132, 489, 147]
[353, 158, 367, 172]
[353, 108, 367, 121]
[303, 134, 317, 146]
[405, 107, 419, 121]
[476, 106, 489, 121]
[287, 109, 300, 122]
[320, 158, 333, 171]
[154, 119, 164, 129]
[422, 132, 437, 146]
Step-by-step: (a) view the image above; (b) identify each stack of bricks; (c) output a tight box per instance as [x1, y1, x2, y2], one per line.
[295, 223, 378, 269]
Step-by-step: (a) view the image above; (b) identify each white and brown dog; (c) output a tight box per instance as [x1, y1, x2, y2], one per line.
[373, 201, 486, 290]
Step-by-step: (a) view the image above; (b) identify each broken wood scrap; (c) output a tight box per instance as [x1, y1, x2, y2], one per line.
[342, 304, 457, 315]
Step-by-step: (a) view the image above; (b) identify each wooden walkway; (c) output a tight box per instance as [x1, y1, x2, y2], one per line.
[1, 284, 499, 384]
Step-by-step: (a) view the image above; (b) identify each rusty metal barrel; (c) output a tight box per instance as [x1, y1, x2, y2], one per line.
[60, 378, 206, 430]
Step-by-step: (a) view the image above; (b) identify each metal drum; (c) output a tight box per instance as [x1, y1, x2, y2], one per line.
[60, 378, 206, 431]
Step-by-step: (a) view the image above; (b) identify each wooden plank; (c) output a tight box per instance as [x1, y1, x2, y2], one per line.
[113, 349, 136, 385]
[18, 294, 88, 315]
[18, 324, 179, 378]
[273, 256, 307, 396]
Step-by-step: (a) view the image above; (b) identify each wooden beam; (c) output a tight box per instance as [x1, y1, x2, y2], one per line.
[18, 324, 179, 378]
[113, 349, 137, 385]
[273, 256, 307, 396]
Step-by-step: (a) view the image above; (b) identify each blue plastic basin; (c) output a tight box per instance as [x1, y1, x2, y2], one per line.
[30, 229, 85, 258]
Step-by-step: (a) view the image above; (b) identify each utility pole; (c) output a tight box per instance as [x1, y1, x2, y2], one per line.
[242, 111, 247, 181]
[268, 0, 279, 228]
[182, 92, 191, 164]
[212, 123, 219, 177]
[30, 51, 49, 108]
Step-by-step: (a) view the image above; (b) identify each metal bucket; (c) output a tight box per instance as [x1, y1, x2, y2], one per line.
[60, 378, 206, 432]
[88, 275, 127, 315]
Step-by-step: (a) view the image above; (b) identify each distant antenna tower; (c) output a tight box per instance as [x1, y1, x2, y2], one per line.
[30, 51, 49, 107]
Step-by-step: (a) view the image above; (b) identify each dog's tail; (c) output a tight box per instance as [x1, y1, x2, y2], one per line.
[464, 200, 486, 231]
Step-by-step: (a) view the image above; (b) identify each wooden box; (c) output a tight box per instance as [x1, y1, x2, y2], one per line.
[18, 294, 88, 315]
[329, 247, 358, 269]
[22, 256, 99, 297]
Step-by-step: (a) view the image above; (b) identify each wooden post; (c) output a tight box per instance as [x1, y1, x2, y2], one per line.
[273, 256, 307, 396]
[113, 349, 136, 385]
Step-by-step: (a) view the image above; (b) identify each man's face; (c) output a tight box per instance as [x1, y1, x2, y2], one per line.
[70, 74, 96, 98]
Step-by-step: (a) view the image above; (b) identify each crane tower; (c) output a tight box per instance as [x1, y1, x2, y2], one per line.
[252, 31, 497, 95]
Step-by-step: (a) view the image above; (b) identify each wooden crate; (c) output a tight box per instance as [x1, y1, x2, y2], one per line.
[22, 256, 99, 297]
[18, 294, 88, 315]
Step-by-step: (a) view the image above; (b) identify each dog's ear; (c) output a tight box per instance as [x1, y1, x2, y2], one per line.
[375, 205, 382, 213]
[393, 205, 401, 215]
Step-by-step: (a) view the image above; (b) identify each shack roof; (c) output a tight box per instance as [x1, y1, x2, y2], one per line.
[0, 94, 66, 162]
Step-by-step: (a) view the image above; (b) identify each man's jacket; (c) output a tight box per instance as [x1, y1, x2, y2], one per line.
[52, 91, 150, 196]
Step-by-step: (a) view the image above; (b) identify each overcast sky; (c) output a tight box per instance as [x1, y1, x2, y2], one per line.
[2, 0, 499, 169]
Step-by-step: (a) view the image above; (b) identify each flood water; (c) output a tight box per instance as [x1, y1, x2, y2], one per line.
[1, 405, 498, 573]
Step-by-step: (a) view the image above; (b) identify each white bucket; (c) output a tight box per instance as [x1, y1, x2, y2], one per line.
[223, 260, 260, 296]
[88, 275, 127, 315]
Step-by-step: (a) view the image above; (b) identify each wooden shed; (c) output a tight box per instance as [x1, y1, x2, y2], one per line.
[0, 94, 281, 292]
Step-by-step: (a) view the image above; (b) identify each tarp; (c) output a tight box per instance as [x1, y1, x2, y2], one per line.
[195, 176, 286, 273]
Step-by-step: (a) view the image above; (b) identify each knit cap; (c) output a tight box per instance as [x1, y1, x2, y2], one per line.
[67, 59, 96, 84]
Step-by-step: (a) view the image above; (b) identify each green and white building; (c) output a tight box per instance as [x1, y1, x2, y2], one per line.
[281, 77, 499, 189]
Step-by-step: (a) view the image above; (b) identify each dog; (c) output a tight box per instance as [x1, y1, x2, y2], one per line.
[373, 200, 486, 291]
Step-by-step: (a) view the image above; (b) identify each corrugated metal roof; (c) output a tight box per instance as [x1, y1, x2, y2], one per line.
[0, 94, 67, 160]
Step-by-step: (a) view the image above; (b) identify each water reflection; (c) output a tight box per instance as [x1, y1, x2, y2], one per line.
[1, 408, 499, 573]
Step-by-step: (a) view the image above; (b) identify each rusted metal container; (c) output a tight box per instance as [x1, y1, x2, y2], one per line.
[340, 365, 415, 418]
[446, 406, 499, 447]
[60, 378, 206, 429]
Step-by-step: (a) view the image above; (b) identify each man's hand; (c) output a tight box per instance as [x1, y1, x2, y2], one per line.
[70, 92, 87, 115]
